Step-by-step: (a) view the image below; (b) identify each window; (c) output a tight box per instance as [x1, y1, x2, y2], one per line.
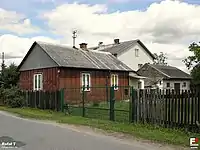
[138, 81, 142, 89]
[33, 73, 43, 91]
[183, 82, 186, 87]
[159, 80, 162, 85]
[138, 64, 143, 69]
[135, 49, 139, 57]
[167, 82, 170, 88]
[111, 74, 118, 90]
[81, 73, 91, 91]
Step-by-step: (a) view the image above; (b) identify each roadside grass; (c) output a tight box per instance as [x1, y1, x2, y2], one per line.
[0, 106, 199, 148]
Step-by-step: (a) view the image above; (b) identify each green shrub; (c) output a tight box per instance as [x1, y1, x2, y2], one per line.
[0, 86, 4, 104]
[2, 86, 25, 108]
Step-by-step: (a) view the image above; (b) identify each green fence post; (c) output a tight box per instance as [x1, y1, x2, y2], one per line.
[110, 86, 115, 121]
[129, 86, 133, 123]
[82, 86, 85, 117]
[60, 88, 64, 112]
[130, 87, 136, 123]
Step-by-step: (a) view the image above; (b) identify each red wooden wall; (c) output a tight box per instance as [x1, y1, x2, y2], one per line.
[19, 67, 130, 103]
[19, 67, 60, 91]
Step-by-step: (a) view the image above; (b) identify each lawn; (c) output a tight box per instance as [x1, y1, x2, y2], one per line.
[0, 106, 199, 148]
[68, 100, 130, 122]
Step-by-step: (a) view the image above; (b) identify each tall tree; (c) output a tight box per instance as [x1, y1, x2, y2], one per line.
[183, 42, 200, 84]
[0, 63, 19, 88]
[153, 52, 168, 65]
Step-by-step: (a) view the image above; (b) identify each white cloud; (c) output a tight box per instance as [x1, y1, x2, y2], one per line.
[39, 0, 200, 73]
[0, 8, 39, 35]
[108, 0, 163, 3]
[0, 34, 60, 66]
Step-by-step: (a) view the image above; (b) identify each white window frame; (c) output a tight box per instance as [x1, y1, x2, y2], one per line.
[111, 74, 118, 90]
[183, 82, 186, 87]
[33, 73, 43, 91]
[135, 48, 139, 57]
[81, 73, 91, 91]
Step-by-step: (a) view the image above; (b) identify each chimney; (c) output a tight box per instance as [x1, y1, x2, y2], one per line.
[113, 53, 117, 57]
[98, 41, 103, 47]
[79, 43, 88, 50]
[114, 39, 119, 44]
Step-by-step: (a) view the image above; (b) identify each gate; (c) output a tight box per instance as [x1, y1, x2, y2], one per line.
[62, 86, 136, 123]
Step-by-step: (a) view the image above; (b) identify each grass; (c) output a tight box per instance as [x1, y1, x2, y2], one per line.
[69, 101, 130, 122]
[0, 106, 200, 148]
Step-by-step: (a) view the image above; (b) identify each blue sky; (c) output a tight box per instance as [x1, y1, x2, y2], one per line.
[0, 0, 199, 39]
[0, 0, 199, 30]
[0, 0, 199, 38]
[0, 0, 199, 71]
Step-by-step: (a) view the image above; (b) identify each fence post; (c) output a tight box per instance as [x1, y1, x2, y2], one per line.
[130, 87, 136, 123]
[82, 86, 85, 117]
[109, 86, 115, 121]
[60, 88, 64, 112]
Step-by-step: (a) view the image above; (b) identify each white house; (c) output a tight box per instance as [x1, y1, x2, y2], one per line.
[137, 63, 192, 91]
[89, 39, 155, 89]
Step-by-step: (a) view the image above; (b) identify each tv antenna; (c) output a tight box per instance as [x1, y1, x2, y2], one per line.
[72, 30, 77, 48]
[1, 52, 5, 71]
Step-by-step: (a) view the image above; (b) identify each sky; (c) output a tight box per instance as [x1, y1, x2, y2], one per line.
[0, 0, 199, 73]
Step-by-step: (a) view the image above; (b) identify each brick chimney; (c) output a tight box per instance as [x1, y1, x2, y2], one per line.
[79, 43, 87, 50]
[114, 39, 119, 44]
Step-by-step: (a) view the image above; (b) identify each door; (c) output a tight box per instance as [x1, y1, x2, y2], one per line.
[174, 83, 180, 91]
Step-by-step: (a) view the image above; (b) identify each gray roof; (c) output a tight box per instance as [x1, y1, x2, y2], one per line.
[90, 39, 155, 59]
[18, 41, 133, 72]
[149, 64, 191, 79]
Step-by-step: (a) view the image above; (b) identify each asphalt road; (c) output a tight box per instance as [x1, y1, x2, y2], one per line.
[0, 111, 183, 150]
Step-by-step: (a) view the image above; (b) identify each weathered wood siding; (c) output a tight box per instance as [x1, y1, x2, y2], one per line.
[59, 68, 129, 103]
[19, 67, 59, 91]
[19, 67, 129, 103]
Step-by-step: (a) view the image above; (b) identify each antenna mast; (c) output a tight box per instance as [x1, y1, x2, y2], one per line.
[1, 52, 5, 71]
[72, 30, 77, 48]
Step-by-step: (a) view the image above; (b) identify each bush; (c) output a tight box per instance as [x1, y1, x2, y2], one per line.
[0, 86, 4, 105]
[2, 86, 25, 108]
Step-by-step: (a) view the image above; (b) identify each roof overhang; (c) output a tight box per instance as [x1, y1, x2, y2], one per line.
[129, 72, 147, 79]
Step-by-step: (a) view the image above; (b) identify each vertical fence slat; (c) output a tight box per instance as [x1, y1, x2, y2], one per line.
[168, 90, 171, 127]
[177, 90, 181, 126]
[187, 90, 190, 125]
[171, 90, 174, 127]
[191, 90, 194, 126]
[174, 90, 178, 127]
[180, 90, 183, 126]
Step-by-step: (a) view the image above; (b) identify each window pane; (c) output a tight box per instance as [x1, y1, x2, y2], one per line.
[34, 75, 37, 89]
[40, 74, 43, 89]
[38, 75, 41, 89]
[111, 75, 114, 86]
[82, 74, 85, 87]
[87, 74, 90, 89]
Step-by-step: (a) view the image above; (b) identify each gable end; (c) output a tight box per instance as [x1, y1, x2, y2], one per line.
[18, 42, 59, 71]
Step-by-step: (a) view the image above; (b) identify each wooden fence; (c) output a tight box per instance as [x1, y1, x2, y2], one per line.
[22, 90, 62, 111]
[132, 89, 200, 132]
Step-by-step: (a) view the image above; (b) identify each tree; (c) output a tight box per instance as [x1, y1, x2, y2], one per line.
[0, 63, 20, 88]
[183, 42, 200, 84]
[153, 52, 168, 65]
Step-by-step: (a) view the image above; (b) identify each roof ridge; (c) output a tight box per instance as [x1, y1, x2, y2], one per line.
[89, 39, 138, 49]
[36, 41, 72, 49]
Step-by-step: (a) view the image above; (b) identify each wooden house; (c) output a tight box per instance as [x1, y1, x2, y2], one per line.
[18, 41, 133, 103]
